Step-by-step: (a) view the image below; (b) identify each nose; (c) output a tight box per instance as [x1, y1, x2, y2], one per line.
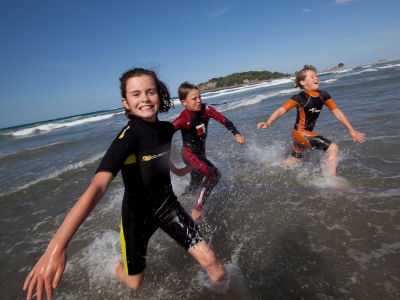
[142, 93, 150, 101]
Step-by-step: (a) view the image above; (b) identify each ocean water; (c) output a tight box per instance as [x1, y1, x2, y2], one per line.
[1, 60, 400, 299]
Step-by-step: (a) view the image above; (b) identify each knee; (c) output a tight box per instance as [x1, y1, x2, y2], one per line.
[213, 169, 221, 182]
[327, 143, 339, 156]
[202, 252, 227, 282]
[205, 168, 220, 185]
[199, 250, 219, 269]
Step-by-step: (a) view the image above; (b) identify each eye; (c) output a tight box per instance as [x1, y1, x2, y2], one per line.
[148, 90, 157, 95]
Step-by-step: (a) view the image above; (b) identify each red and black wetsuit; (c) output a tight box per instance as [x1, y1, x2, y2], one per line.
[172, 104, 240, 210]
[282, 89, 338, 158]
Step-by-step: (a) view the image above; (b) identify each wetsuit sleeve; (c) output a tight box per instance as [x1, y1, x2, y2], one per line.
[172, 115, 182, 132]
[96, 126, 136, 176]
[325, 99, 338, 111]
[282, 99, 297, 111]
[206, 105, 240, 135]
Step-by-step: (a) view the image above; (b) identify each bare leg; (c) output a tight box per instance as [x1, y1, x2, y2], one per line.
[325, 143, 339, 176]
[191, 209, 202, 221]
[115, 260, 145, 290]
[282, 156, 302, 165]
[188, 241, 227, 282]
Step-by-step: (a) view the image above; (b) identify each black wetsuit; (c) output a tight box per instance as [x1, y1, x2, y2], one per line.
[172, 104, 240, 210]
[282, 89, 338, 158]
[96, 117, 202, 275]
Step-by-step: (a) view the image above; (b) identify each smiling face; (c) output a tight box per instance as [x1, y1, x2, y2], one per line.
[121, 75, 160, 122]
[181, 89, 202, 112]
[300, 69, 319, 91]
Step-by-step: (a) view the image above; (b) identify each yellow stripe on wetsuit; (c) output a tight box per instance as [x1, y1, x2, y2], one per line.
[120, 220, 129, 274]
[124, 154, 136, 165]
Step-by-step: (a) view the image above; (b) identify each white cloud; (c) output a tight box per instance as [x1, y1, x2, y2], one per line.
[334, 0, 354, 5]
[208, 5, 236, 18]
[303, 9, 310, 13]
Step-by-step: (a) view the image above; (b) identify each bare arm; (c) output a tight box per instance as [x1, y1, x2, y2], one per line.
[170, 161, 194, 176]
[23, 171, 114, 300]
[257, 107, 287, 129]
[331, 108, 366, 143]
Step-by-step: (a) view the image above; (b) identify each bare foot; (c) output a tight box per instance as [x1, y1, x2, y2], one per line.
[115, 260, 127, 282]
[115, 260, 144, 290]
[282, 156, 302, 165]
[191, 209, 202, 221]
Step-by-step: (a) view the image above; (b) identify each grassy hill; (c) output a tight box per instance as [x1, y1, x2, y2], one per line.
[198, 70, 291, 91]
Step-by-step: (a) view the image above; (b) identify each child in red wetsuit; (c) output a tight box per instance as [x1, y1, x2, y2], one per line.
[257, 65, 365, 176]
[173, 82, 246, 221]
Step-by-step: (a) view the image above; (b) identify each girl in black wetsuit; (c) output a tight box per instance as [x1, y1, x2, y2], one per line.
[257, 65, 365, 176]
[23, 68, 227, 300]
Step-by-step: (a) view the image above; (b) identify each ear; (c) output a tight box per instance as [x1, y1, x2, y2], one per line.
[180, 100, 187, 107]
[299, 80, 306, 88]
[121, 98, 130, 110]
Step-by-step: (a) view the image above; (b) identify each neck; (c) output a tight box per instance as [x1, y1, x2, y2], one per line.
[304, 89, 319, 97]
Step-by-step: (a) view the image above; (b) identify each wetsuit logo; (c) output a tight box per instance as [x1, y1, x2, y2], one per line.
[308, 108, 321, 113]
[119, 126, 130, 139]
[142, 150, 171, 161]
[196, 124, 206, 136]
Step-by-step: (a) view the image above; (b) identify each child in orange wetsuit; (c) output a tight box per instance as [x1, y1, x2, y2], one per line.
[257, 65, 365, 176]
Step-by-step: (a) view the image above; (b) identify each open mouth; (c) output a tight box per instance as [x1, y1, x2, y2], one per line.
[140, 105, 154, 110]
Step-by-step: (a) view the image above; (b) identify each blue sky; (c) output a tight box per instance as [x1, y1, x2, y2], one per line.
[1, 0, 399, 128]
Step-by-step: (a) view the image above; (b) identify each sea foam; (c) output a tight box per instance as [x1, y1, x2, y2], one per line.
[11, 114, 115, 137]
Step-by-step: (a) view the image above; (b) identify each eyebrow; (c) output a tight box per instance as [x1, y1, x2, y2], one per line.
[128, 88, 156, 94]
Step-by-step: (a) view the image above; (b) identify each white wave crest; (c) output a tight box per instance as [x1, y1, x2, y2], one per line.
[202, 78, 293, 100]
[332, 68, 354, 73]
[217, 88, 296, 113]
[12, 114, 114, 137]
[351, 68, 378, 75]
[320, 78, 339, 84]
[173, 98, 182, 106]
[0, 152, 105, 197]
[377, 63, 400, 69]
[0, 141, 67, 159]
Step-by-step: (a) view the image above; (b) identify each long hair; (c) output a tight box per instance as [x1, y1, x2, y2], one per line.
[119, 68, 174, 118]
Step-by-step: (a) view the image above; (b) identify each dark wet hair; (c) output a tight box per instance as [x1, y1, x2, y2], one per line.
[293, 65, 317, 89]
[119, 68, 174, 118]
[178, 82, 199, 101]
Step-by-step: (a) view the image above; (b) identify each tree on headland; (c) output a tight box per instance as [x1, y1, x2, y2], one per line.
[321, 63, 345, 73]
[198, 70, 291, 91]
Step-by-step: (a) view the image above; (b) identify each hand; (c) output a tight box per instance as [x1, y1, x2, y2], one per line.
[234, 134, 246, 145]
[175, 164, 195, 176]
[23, 245, 67, 300]
[257, 122, 269, 129]
[349, 130, 366, 143]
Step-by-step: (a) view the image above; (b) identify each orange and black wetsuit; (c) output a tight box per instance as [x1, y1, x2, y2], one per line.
[282, 89, 338, 158]
[172, 104, 240, 210]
